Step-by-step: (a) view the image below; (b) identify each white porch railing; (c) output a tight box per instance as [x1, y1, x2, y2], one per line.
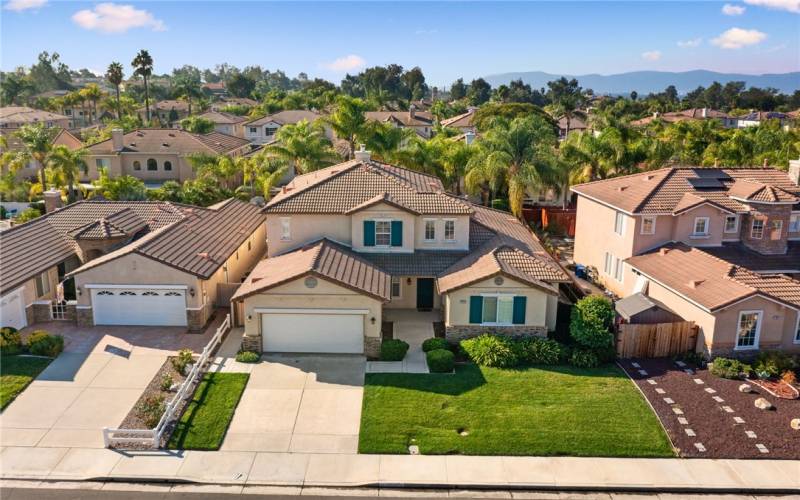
[102, 313, 230, 449]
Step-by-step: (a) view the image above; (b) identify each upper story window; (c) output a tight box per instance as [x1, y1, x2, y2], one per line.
[95, 158, 109, 169]
[795, 314, 800, 344]
[751, 219, 765, 239]
[249, 127, 257, 134]
[613, 257, 624, 282]
[444, 220, 456, 241]
[147, 159, 157, 171]
[265, 127, 278, 136]
[133, 160, 141, 171]
[375, 221, 392, 246]
[364, 220, 402, 247]
[280, 218, 291, 241]
[164, 161, 172, 171]
[790, 213, 800, 233]
[424, 219, 436, 241]
[736, 310, 761, 350]
[391, 276, 401, 298]
[692, 217, 709, 237]
[640, 216, 656, 235]
[724, 215, 739, 234]
[614, 211, 625, 236]
[770, 220, 783, 240]
[35, 271, 50, 297]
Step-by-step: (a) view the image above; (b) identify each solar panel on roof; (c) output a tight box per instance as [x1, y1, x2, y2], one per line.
[687, 177, 724, 189]
[692, 169, 732, 180]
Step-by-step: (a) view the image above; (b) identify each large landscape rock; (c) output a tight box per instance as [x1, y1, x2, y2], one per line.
[738, 383, 752, 393]
[754, 397, 774, 410]
[791, 418, 800, 431]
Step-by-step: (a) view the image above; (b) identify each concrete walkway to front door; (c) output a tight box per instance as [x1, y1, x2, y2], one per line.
[367, 309, 439, 374]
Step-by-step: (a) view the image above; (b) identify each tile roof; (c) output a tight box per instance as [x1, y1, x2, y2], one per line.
[68, 208, 147, 240]
[1, 128, 82, 153]
[702, 241, 800, 273]
[265, 159, 473, 215]
[365, 111, 434, 127]
[87, 128, 251, 155]
[0, 106, 69, 125]
[626, 243, 800, 311]
[232, 238, 390, 301]
[245, 110, 322, 127]
[138, 100, 190, 113]
[197, 110, 249, 125]
[632, 108, 730, 126]
[441, 110, 475, 129]
[727, 179, 799, 204]
[571, 167, 800, 214]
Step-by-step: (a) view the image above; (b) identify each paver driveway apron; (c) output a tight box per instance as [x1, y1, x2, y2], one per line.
[0, 323, 207, 449]
[222, 354, 364, 454]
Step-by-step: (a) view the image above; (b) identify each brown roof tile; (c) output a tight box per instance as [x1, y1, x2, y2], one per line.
[365, 111, 434, 127]
[87, 128, 250, 155]
[245, 110, 322, 127]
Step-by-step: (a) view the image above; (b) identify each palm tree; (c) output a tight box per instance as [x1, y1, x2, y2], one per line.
[81, 83, 103, 124]
[266, 119, 339, 174]
[173, 74, 203, 115]
[48, 146, 88, 203]
[12, 124, 57, 190]
[106, 62, 125, 119]
[132, 50, 154, 122]
[249, 152, 290, 199]
[362, 120, 413, 163]
[323, 95, 368, 159]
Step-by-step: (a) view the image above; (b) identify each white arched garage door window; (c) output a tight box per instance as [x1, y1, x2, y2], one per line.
[90, 286, 187, 326]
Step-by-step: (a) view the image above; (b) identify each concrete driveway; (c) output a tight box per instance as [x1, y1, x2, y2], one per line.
[221, 354, 365, 454]
[0, 321, 215, 449]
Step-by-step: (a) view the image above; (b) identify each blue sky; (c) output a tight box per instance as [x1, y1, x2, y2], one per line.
[1, 1, 798, 86]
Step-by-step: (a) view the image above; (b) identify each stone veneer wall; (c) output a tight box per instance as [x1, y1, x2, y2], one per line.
[445, 325, 548, 342]
[740, 203, 791, 255]
[706, 342, 784, 360]
[241, 334, 262, 352]
[186, 309, 208, 331]
[31, 302, 52, 323]
[76, 307, 93, 327]
[364, 337, 381, 360]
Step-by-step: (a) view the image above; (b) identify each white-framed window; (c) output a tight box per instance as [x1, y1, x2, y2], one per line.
[35, 271, 50, 297]
[692, 217, 709, 236]
[641, 216, 656, 235]
[735, 310, 762, 350]
[424, 219, 436, 241]
[481, 295, 514, 325]
[375, 220, 392, 246]
[265, 126, 278, 136]
[794, 314, 800, 344]
[751, 219, 765, 239]
[95, 158, 109, 169]
[790, 213, 800, 233]
[133, 160, 141, 171]
[614, 211, 625, 236]
[391, 276, 401, 298]
[724, 215, 739, 233]
[603, 252, 613, 275]
[444, 219, 455, 241]
[280, 217, 291, 241]
[770, 220, 783, 240]
[613, 257, 624, 282]
[249, 127, 257, 134]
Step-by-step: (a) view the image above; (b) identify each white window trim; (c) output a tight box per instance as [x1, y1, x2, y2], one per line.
[423, 218, 437, 242]
[614, 211, 625, 236]
[724, 215, 739, 234]
[751, 219, 765, 240]
[390, 276, 402, 299]
[374, 219, 392, 248]
[789, 212, 800, 233]
[734, 310, 762, 351]
[604, 252, 613, 275]
[613, 257, 624, 283]
[280, 217, 291, 241]
[691, 217, 710, 238]
[794, 313, 800, 344]
[35, 271, 50, 298]
[443, 218, 456, 242]
[771, 220, 783, 240]
[478, 293, 515, 326]
[640, 216, 656, 235]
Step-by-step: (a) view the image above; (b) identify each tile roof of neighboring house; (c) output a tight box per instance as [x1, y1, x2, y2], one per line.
[1, 128, 82, 153]
[87, 128, 251, 155]
[557, 115, 588, 131]
[626, 243, 800, 311]
[740, 111, 791, 121]
[68, 207, 147, 240]
[69, 199, 264, 279]
[702, 241, 800, 273]
[365, 111, 434, 127]
[265, 159, 473, 215]
[571, 167, 800, 214]
[0, 106, 69, 126]
[232, 238, 390, 301]
[631, 108, 730, 126]
[727, 179, 799, 204]
[441, 110, 475, 129]
[197, 110, 249, 125]
[245, 110, 322, 127]
[0, 201, 187, 296]
[138, 100, 190, 113]
[220, 97, 258, 107]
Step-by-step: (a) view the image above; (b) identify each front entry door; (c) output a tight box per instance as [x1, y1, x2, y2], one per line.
[416, 278, 434, 310]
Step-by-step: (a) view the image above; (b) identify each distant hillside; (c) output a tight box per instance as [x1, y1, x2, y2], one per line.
[483, 70, 800, 95]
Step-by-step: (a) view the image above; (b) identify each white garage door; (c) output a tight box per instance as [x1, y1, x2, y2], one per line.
[91, 287, 187, 326]
[261, 309, 364, 354]
[0, 288, 27, 330]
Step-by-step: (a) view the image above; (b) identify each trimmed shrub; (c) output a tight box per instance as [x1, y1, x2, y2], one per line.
[235, 351, 260, 363]
[27, 331, 64, 357]
[136, 395, 166, 428]
[709, 358, 752, 379]
[1, 327, 22, 355]
[569, 296, 615, 350]
[517, 338, 564, 365]
[460, 334, 518, 368]
[380, 339, 409, 361]
[172, 348, 195, 375]
[490, 198, 509, 211]
[753, 351, 794, 378]
[426, 349, 455, 373]
[422, 337, 449, 353]
[569, 348, 600, 368]
[160, 373, 174, 391]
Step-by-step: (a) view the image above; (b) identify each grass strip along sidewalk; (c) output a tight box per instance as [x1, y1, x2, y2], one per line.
[1, 355, 53, 410]
[168, 372, 249, 450]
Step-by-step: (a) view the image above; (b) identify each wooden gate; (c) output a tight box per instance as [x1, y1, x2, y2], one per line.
[616, 321, 698, 358]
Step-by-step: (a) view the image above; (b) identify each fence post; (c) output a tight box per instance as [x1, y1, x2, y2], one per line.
[102, 427, 110, 448]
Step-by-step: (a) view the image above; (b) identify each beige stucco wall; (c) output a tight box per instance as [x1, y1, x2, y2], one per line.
[266, 214, 350, 257]
[631, 214, 673, 255]
[385, 276, 442, 309]
[413, 215, 470, 251]
[672, 205, 730, 247]
[85, 154, 197, 183]
[643, 278, 717, 351]
[351, 204, 416, 253]
[444, 276, 555, 330]
[240, 276, 383, 339]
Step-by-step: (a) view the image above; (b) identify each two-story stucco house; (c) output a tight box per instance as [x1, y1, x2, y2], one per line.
[571, 163, 800, 356]
[196, 110, 248, 137]
[365, 107, 435, 139]
[231, 150, 570, 357]
[243, 110, 326, 145]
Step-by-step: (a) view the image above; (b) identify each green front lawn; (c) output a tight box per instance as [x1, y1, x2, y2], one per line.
[360, 363, 673, 457]
[1, 355, 53, 410]
[168, 372, 249, 450]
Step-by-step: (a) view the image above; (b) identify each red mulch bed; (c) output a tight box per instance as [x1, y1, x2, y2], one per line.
[619, 357, 800, 459]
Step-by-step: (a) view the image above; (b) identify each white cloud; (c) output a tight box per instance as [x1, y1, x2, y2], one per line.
[4, 0, 47, 12]
[322, 54, 366, 72]
[722, 3, 746, 15]
[71, 3, 166, 34]
[744, 0, 800, 13]
[711, 27, 767, 48]
[641, 50, 662, 61]
[677, 37, 703, 48]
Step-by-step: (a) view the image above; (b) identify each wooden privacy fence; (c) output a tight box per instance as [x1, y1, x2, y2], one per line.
[616, 321, 698, 358]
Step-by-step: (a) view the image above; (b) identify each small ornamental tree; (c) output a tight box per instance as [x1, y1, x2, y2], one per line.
[569, 296, 615, 350]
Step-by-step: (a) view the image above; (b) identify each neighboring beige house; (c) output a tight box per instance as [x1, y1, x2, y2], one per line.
[0, 198, 265, 331]
[210, 97, 258, 112]
[365, 107, 435, 139]
[196, 110, 248, 137]
[85, 128, 252, 184]
[736, 111, 795, 129]
[138, 100, 191, 126]
[632, 108, 737, 128]
[0, 106, 70, 129]
[571, 163, 800, 356]
[441, 109, 476, 133]
[231, 151, 570, 357]
[243, 110, 326, 144]
[1, 128, 83, 181]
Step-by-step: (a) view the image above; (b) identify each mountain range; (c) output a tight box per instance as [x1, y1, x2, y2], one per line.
[483, 70, 800, 95]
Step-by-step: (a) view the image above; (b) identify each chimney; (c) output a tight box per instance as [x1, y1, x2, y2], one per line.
[354, 144, 371, 162]
[111, 128, 124, 152]
[43, 188, 63, 213]
[409, 104, 416, 120]
[788, 159, 800, 186]
[464, 131, 476, 145]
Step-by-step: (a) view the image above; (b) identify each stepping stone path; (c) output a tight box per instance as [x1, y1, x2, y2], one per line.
[722, 405, 734, 413]
[685, 428, 696, 437]
[704, 387, 716, 394]
[663, 397, 675, 404]
[694, 443, 706, 452]
[646, 379, 657, 385]
[672, 408, 684, 415]
[745, 430, 757, 439]
[712, 396, 725, 403]
[655, 388, 666, 394]
[733, 416, 745, 424]
[677, 417, 689, 425]
[756, 444, 769, 454]
[631, 362, 641, 368]
[693, 378, 704, 385]
[684, 368, 695, 375]
[638, 370, 649, 376]
[675, 361, 686, 368]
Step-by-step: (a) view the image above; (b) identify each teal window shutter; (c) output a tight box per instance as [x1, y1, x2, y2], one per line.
[512, 296, 527, 324]
[364, 221, 375, 246]
[469, 296, 483, 324]
[390, 221, 403, 247]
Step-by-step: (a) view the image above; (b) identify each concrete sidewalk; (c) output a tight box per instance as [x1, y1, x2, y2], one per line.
[1, 446, 798, 493]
